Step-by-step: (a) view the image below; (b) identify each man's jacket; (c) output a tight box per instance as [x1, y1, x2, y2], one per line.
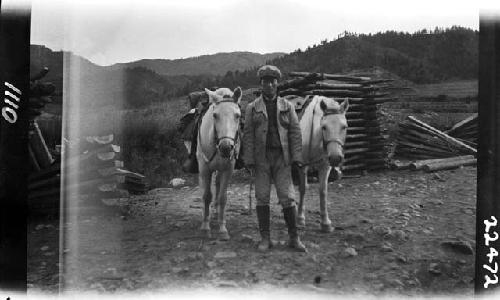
[243, 95, 303, 166]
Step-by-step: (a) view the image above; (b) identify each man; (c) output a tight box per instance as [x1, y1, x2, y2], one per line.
[243, 65, 306, 252]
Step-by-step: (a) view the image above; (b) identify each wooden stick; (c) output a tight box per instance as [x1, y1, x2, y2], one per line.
[423, 157, 477, 172]
[347, 104, 378, 111]
[396, 138, 461, 156]
[410, 155, 475, 170]
[347, 120, 380, 127]
[334, 97, 397, 103]
[397, 135, 461, 155]
[360, 79, 395, 85]
[345, 141, 369, 147]
[344, 147, 371, 155]
[407, 116, 477, 155]
[288, 72, 324, 80]
[29, 145, 41, 172]
[344, 154, 364, 163]
[446, 114, 478, 135]
[341, 163, 367, 171]
[398, 126, 462, 151]
[346, 133, 368, 139]
[400, 126, 465, 154]
[396, 146, 452, 158]
[315, 82, 364, 89]
[278, 77, 313, 90]
[309, 89, 365, 97]
[29, 121, 55, 169]
[390, 160, 412, 170]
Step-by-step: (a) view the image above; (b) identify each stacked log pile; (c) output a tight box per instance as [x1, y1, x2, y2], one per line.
[65, 135, 149, 197]
[278, 72, 395, 173]
[445, 113, 478, 147]
[394, 115, 477, 160]
[28, 131, 149, 211]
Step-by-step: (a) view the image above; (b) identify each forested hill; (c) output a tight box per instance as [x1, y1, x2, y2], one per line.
[221, 26, 478, 88]
[109, 52, 284, 76]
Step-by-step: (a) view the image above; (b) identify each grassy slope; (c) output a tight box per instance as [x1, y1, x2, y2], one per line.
[75, 97, 190, 188]
[414, 80, 477, 98]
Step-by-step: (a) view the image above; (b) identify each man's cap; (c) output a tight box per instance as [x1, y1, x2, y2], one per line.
[257, 65, 281, 79]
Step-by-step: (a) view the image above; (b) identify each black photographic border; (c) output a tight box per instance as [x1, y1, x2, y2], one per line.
[1, 1, 500, 297]
[0, 0, 31, 293]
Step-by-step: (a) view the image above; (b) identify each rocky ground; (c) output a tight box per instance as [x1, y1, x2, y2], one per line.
[27, 166, 476, 297]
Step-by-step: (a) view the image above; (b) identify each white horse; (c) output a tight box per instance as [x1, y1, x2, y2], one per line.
[296, 96, 349, 233]
[197, 87, 242, 240]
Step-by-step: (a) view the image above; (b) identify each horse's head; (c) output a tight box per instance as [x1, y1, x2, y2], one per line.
[205, 87, 242, 159]
[318, 96, 349, 167]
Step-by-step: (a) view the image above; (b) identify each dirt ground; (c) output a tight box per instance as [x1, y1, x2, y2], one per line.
[27, 166, 476, 296]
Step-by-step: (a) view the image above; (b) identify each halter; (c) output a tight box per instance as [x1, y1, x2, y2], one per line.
[303, 103, 345, 166]
[321, 108, 345, 151]
[205, 97, 241, 162]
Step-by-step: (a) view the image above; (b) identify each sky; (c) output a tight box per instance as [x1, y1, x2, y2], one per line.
[28, 0, 497, 66]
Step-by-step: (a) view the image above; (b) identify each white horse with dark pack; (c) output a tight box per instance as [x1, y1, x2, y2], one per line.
[197, 87, 242, 240]
[296, 95, 349, 232]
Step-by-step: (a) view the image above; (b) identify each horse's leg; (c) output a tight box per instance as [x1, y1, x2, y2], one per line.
[200, 166, 213, 238]
[297, 166, 308, 227]
[216, 168, 232, 241]
[213, 171, 220, 221]
[318, 165, 333, 233]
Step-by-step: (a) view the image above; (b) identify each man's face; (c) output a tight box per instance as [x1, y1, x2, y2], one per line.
[261, 77, 278, 98]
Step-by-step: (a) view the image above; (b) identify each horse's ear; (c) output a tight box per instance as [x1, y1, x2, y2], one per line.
[205, 88, 217, 103]
[319, 100, 327, 111]
[233, 87, 242, 104]
[340, 98, 349, 113]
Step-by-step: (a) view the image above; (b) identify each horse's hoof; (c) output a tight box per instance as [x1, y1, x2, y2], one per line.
[297, 218, 306, 228]
[219, 231, 230, 241]
[201, 229, 212, 239]
[320, 223, 333, 233]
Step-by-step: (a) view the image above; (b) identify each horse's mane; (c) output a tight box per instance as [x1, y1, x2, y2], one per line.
[301, 96, 341, 123]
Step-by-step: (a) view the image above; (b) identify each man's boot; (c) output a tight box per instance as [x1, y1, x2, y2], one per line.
[256, 205, 272, 251]
[283, 206, 307, 252]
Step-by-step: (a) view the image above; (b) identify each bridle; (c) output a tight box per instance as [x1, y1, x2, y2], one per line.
[321, 108, 345, 151]
[303, 105, 346, 167]
[212, 98, 241, 161]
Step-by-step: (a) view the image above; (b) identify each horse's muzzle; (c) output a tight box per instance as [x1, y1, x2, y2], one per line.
[218, 140, 235, 158]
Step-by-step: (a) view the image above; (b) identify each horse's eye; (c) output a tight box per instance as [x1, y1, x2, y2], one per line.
[322, 126, 326, 130]
[213, 113, 219, 119]
[235, 113, 240, 119]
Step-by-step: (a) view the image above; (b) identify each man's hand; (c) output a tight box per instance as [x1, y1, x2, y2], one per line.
[245, 164, 255, 176]
[292, 161, 303, 169]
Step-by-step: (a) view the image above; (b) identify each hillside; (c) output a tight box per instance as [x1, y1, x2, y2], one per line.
[225, 26, 478, 88]
[108, 52, 284, 76]
[30, 45, 282, 109]
[30, 26, 479, 110]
